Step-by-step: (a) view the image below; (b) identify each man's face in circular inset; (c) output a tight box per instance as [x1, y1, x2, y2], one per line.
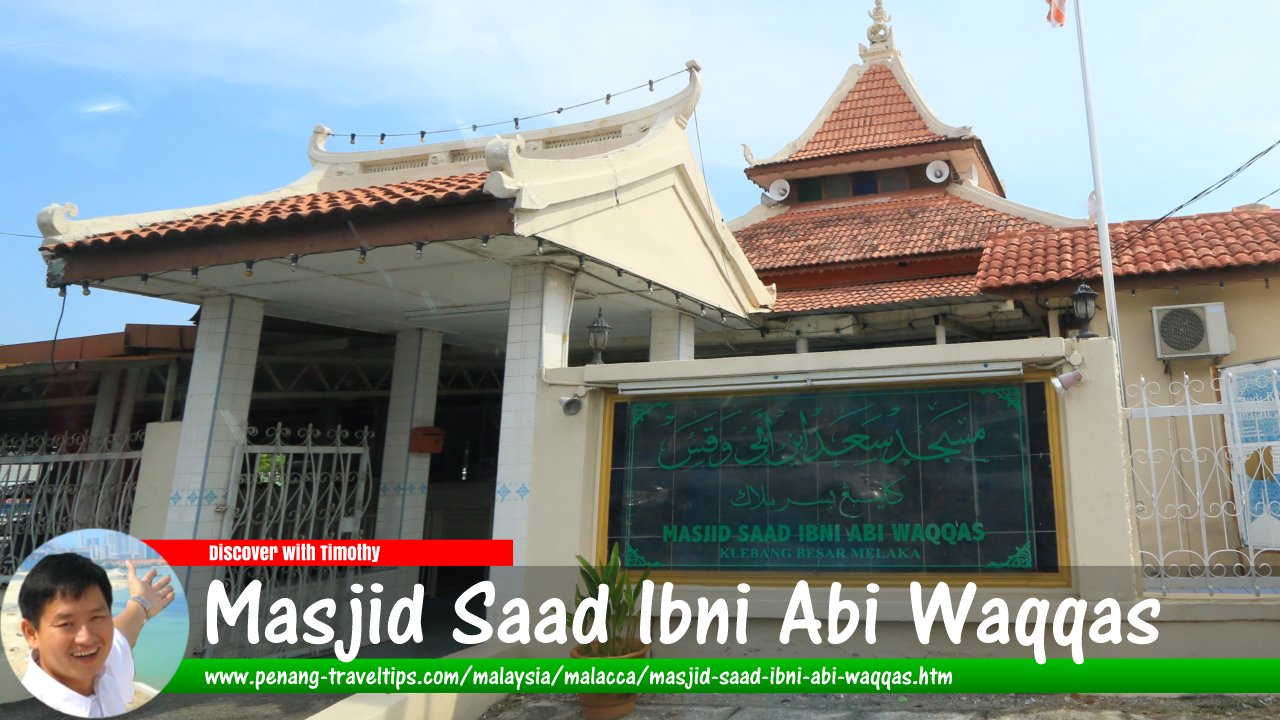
[20, 586, 114, 696]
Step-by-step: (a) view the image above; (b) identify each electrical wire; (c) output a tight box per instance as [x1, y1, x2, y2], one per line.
[49, 289, 70, 375]
[1255, 184, 1280, 205]
[691, 108, 731, 284]
[1110, 137, 1280, 258]
[327, 67, 689, 143]
[0, 231, 43, 239]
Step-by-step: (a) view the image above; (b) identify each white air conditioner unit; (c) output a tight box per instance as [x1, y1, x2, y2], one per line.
[1152, 302, 1232, 359]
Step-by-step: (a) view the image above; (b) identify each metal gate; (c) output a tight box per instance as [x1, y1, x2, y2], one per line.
[215, 424, 375, 656]
[1128, 371, 1279, 596]
[0, 430, 144, 582]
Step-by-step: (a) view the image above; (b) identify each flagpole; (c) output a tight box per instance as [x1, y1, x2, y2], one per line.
[1071, 0, 1127, 399]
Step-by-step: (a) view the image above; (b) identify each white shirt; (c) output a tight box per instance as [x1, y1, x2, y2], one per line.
[22, 627, 135, 718]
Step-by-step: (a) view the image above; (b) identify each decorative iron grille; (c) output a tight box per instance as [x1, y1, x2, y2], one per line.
[214, 423, 376, 657]
[0, 430, 145, 583]
[1128, 372, 1278, 596]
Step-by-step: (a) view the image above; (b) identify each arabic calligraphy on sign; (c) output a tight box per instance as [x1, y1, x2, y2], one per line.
[653, 401, 988, 471]
[728, 477, 904, 519]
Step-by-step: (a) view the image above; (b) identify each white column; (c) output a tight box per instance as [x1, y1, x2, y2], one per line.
[492, 264, 575, 565]
[649, 309, 695, 361]
[161, 296, 262, 651]
[375, 329, 443, 540]
[164, 295, 264, 541]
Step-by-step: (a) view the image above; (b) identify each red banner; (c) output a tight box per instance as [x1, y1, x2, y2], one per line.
[145, 539, 513, 567]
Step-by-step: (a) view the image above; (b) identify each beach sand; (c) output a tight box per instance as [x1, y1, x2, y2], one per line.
[2, 577, 31, 679]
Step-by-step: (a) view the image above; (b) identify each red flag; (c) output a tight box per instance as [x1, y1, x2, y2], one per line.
[1046, 0, 1067, 27]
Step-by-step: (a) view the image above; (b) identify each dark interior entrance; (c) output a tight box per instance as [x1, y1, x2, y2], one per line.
[420, 352, 503, 596]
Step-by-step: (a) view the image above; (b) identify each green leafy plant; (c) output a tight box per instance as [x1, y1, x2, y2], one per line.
[256, 453, 288, 486]
[573, 543, 650, 657]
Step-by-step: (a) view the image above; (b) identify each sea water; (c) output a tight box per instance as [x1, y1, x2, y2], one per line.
[110, 586, 189, 691]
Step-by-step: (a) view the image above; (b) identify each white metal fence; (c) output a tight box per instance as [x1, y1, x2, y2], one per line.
[1128, 371, 1279, 596]
[0, 429, 144, 583]
[215, 423, 376, 656]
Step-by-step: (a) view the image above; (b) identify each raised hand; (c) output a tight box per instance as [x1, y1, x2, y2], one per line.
[126, 559, 176, 620]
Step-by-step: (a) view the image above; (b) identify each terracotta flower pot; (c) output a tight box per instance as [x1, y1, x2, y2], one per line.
[570, 641, 650, 720]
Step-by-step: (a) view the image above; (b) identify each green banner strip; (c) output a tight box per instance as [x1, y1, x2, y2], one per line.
[168, 658, 1280, 694]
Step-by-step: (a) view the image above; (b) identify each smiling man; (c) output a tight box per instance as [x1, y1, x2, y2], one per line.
[17, 553, 175, 717]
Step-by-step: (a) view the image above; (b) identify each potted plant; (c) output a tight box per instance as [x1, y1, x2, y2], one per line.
[570, 543, 650, 720]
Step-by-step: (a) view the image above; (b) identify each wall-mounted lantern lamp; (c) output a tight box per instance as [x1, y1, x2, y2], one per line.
[1072, 282, 1099, 338]
[587, 308, 612, 365]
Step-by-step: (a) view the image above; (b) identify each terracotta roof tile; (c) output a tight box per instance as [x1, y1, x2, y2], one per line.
[978, 207, 1280, 290]
[735, 191, 1051, 272]
[786, 65, 948, 162]
[772, 274, 981, 314]
[62, 173, 491, 250]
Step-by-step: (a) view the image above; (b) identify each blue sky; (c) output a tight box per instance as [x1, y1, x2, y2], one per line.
[2, 0, 1278, 345]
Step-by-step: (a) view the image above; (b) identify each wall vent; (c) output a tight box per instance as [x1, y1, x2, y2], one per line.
[449, 149, 485, 163]
[542, 128, 623, 150]
[360, 158, 433, 175]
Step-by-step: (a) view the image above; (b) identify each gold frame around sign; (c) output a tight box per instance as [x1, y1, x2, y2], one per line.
[595, 371, 1072, 589]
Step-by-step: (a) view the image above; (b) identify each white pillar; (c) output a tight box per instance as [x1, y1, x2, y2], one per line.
[492, 264, 575, 566]
[795, 335, 810, 354]
[160, 296, 262, 651]
[164, 295, 264, 541]
[649, 309, 695, 361]
[375, 329, 443, 540]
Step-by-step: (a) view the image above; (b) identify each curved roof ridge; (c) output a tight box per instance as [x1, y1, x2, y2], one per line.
[947, 183, 1084, 229]
[309, 60, 705, 173]
[38, 62, 706, 247]
[745, 54, 971, 169]
[37, 169, 329, 246]
[887, 56, 971, 141]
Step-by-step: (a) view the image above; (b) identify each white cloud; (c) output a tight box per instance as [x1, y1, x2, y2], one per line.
[79, 99, 131, 115]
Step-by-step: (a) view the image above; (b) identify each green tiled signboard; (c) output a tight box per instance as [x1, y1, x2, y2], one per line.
[605, 383, 1058, 574]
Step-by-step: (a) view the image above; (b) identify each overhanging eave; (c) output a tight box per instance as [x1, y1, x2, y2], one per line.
[46, 199, 514, 286]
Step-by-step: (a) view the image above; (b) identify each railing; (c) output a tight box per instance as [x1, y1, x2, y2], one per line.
[0, 430, 145, 583]
[1127, 372, 1278, 596]
[215, 424, 376, 657]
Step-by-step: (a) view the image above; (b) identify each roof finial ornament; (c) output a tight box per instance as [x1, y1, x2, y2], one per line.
[859, 0, 898, 62]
